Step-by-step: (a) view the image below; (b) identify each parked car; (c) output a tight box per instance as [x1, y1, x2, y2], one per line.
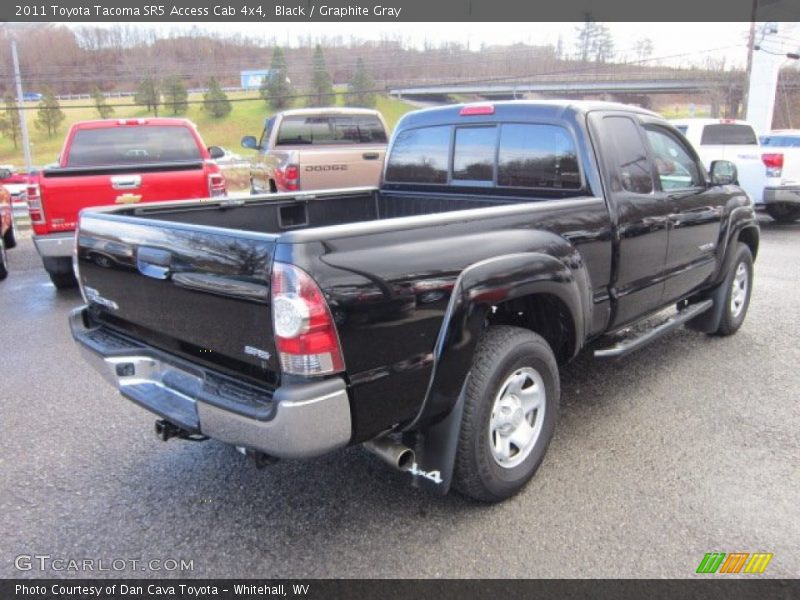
[22, 92, 43, 102]
[758, 129, 800, 223]
[671, 118, 800, 223]
[0, 165, 31, 211]
[0, 184, 17, 280]
[71, 101, 758, 502]
[28, 117, 227, 289]
[241, 107, 388, 193]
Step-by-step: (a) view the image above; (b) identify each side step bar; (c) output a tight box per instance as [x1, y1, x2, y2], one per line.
[594, 299, 713, 359]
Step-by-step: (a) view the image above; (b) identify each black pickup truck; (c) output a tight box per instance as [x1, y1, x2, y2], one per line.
[70, 101, 759, 502]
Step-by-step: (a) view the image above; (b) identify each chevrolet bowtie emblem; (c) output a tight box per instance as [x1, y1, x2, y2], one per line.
[115, 193, 142, 204]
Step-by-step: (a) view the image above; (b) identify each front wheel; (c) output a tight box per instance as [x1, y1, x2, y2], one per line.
[712, 242, 754, 336]
[765, 204, 800, 224]
[452, 326, 559, 503]
[0, 237, 8, 281]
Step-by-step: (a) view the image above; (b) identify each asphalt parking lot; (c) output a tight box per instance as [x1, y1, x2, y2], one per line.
[1, 217, 798, 579]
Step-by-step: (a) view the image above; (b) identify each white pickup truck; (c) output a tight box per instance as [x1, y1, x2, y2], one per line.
[672, 119, 800, 223]
[759, 130, 800, 223]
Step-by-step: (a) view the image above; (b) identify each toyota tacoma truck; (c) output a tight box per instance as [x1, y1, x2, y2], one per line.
[241, 107, 388, 194]
[29, 118, 228, 289]
[70, 101, 759, 502]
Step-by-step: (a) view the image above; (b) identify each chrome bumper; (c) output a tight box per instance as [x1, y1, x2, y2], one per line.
[69, 307, 352, 459]
[764, 186, 800, 206]
[33, 232, 75, 258]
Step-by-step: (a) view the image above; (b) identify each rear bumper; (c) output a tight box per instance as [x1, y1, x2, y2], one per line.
[763, 186, 800, 206]
[69, 306, 352, 459]
[33, 232, 75, 258]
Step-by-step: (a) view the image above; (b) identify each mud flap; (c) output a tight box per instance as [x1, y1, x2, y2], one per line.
[408, 384, 467, 495]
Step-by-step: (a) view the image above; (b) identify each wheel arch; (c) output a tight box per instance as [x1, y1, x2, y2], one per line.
[403, 251, 586, 495]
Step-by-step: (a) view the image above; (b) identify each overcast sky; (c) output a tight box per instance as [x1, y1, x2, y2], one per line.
[104, 21, 800, 69]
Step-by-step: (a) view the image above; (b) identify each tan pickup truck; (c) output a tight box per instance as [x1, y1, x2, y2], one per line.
[241, 107, 389, 193]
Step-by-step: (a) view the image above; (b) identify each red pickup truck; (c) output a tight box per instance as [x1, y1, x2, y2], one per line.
[28, 118, 227, 288]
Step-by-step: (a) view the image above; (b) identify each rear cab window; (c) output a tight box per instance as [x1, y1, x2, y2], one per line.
[385, 121, 582, 194]
[67, 125, 202, 167]
[700, 124, 758, 145]
[276, 114, 387, 146]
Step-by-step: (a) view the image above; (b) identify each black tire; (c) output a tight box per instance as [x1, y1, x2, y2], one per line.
[3, 218, 16, 249]
[48, 271, 78, 289]
[0, 236, 8, 281]
[452, 326, 560, 503]
[712, 242, 753, 336]
[765, 204, 800, 224]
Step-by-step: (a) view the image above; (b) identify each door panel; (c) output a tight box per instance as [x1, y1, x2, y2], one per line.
[643, 124, 724, 303]
[590, 113, 670, 328]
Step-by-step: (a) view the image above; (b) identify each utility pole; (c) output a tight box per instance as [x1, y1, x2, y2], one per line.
[742, 2, 757, 118]
[11, 40, 33, 173]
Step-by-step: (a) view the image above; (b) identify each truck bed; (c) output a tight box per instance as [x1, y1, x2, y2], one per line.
[76, 187, 600, 393]
[123, 187, 517, 233]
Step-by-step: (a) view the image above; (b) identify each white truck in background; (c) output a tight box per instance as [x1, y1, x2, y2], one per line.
[672, 119, 800, 223]
[759, 130, 800, 223]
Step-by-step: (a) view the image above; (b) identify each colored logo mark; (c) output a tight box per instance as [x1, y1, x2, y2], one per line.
[696, 552, 773, 574]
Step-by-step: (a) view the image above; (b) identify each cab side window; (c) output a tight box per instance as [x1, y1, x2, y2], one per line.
[645, 127, 703, 190]
[602, 116, 653, 195]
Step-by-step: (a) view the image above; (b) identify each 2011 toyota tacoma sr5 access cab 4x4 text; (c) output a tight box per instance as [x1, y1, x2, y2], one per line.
[70, 101, 759, 502]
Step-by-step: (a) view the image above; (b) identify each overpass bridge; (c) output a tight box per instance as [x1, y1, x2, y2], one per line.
[388, 72, 750, 115]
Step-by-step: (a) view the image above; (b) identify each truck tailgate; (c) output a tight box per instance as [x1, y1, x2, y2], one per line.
[40, 162, 211, 232]
[297, 145, 385, 190]
[76, 211, 280, 385]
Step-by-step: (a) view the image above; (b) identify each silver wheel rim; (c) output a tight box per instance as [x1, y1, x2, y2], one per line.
[489, 367, 546, 469]
[0, 239, 6, 271]
[730, 262, 748, 319]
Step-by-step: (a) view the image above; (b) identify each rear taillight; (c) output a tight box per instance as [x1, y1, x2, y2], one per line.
[208, 172, 227, 197]
[762, 153, 783, 178]
[276, 164, 300, 192]
[271, 262, 344, 376]
[26, 184, 44, 223]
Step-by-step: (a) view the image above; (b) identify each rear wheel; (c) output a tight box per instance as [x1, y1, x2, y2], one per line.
[0, 237, 8, 281]
[3, 217, 16, 249]
[765, 204, 800, 223]
[452, 326, 559, 503]
[48, 271, 77, 289]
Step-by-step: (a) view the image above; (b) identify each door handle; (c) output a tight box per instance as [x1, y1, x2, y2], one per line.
[137, 247, 171, 280]
[111, 175, 142, 190]
[362, 152, 380, 160]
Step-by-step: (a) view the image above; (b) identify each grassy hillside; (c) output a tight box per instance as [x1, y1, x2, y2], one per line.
[0, 91, 417, 167]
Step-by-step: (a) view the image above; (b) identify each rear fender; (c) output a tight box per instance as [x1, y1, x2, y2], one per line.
[405, 251, 587, 494]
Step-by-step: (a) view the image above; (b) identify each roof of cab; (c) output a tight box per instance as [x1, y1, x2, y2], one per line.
[396, 99, 661, 130]
[70, 117, 197, 130]
[276, 107, 383, 117]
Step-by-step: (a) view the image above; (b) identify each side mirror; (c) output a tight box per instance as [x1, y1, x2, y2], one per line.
[241, 135, 259, 150]
[207, 146, 225, 160]
[710, 160, 738, 186]
[0, 169, 11, 179]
